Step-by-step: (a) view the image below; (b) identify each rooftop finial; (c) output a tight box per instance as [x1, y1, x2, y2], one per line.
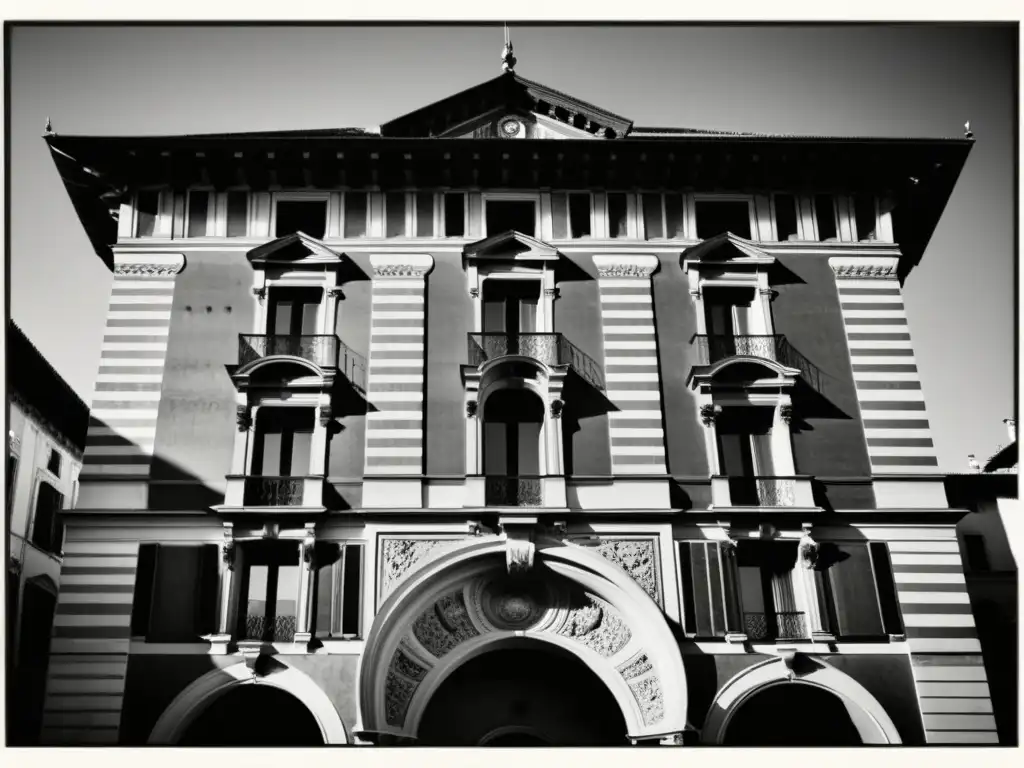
[44, 116, 53, 135]
[964, 121, 973, 139]
[501, 23, 516, 73]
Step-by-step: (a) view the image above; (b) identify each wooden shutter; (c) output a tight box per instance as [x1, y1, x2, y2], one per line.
[826, 543, 885, 637]
[131, 544, 158, 636]
[196, 544, 220, 635]
[312, 543, 364, 639]
[870, 542, 903, 634]
[679, 541, 730, 637]
[148, 545, 218, 642]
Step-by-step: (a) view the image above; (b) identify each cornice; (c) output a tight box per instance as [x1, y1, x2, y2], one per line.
[592, 254, 660, 279]
[369, 253, 434, 279]
[112, 252, 186, 277]
[828, 256, 899, 280]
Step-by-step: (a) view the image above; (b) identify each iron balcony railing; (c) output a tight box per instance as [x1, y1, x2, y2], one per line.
[729, 476, 798, 507]
[243, 476, 306, 506]
[485, 475, 543, 507]
[244, 614, 297, 643]
[744, 611, 807, 641]
[238, 334, 367, 390]
[693, 334, 822, 392]
[468, 333, 605, 391]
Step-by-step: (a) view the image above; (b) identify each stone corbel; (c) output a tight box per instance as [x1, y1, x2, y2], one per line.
[252, 286, 266, 300]
[500, 517, 537, 576]
[302, 528, 317, 569]
[469, 287, 480, 299]
[236, 404, 252, 432]
[327, 287, 345, 300]
[466, 400, 478, 418]
[550, 399, 564, 419]
[779, 404, 794, 424]
[778, 648, 799, 681]
[700, 403, 721, 426]
[796, 526, 818, 570]
[319, 405, 333, 428]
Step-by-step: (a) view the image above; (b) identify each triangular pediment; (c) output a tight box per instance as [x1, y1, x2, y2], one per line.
[681, 232, 776, 267]
[247, 232, 343, 267]
[464, 230, 560, 263]
[380, 72, 633, 140]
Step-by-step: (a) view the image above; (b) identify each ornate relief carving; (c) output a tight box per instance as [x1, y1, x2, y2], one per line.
[628, 675, 665, 726]
[412, 590, 480, 658]
[390, 648, 428, 682]
[373, 264, 431, 279]
[384, 669, 420, 727]
[477, 577, 550, 631]
[114, 259, 185, 277]
[236, 405, 252, 432]
[617, 652, 653, 681]
[779, 404, 794, 424]
[8, 431, 20, 453]
[221, 540, 236, 572]
[380, 538, 460, 600]
[302, 530, 317, 568]
[252, 286, 266, 300]
[549, 399, 564, 420]
[796, 533, 819, 570]
[830, 263, 898, 280]
[469, 287, 480, 299]
[318, 405, 333, 428]
[700, 403, 721, 426]
[557, 596, 631, 657]
[505, 532, 536, 575]
[596, 263, 656, 279]
[466, 400, 478, 418]
[591, 538, 662, 605]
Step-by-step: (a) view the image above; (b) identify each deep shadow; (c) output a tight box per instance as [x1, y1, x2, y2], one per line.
[723, 683, 863, 746]
[178, 682, 324, 746]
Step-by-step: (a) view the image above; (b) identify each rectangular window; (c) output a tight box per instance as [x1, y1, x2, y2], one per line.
[963, 534, 990, 573]
[7, 452, 18, 512]
[47, 449, 61, 478]
[642, 193, 664, 240]
[854, 195, 877, 241]
[820, 541, 902, 638]
[31, 482, 64, 555]
[716, 407, 775, 505]
[267, 287, 321, 337]
[136, 191, 159, 237]
[815, 194, 838, 241]
[226, 191, 249, 238]
[385, 192, 407, 238]
[736, 540, 804, 641]
[774, 194, 798, 241]
[678, 541, 737, 637]
[344, 192, 368, 238]
[187, 191, 210, 238]
[415, 192, 435, 237]
[275, 199, 327, 239]
[695, 199, 752, 240]
[239, 541, 301, 643]
[314, 542, 364, 638]
[486, 199, 536, 237]
[252, 408, 315, 477]
[607, 193, 628, 238]
[132, 544, 219, 642]
[444, 192, 466, 237]
[551, 193, 593, 239]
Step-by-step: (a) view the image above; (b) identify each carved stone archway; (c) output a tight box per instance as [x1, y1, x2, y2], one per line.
[357, 535, 688, 744]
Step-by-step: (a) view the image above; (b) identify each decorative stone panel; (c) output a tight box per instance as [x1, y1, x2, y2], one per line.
[379, 537, 462, 602]
[628, 675, 665, 726]
[557, 595, 631, 657]
[590, 537, 662, 605]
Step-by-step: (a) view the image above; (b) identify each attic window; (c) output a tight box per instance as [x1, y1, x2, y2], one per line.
[643, 193, 685, 240]
[415, 193, 435, 237]
[276, 200, 327, 239]
[444, 192, 466, 237]
[136, 191, 159, 237]
[695, 199, 752, 240]
[551, 193, 592, 239]
[773, 194, 798, 241]
[608, 193, 628, 238]
[485, 200, 536, 238]
[227, 192, 249, 238]
[187, 191, 210, 238]
[814, 195, 838, 241]
[385, 193, 407, 238]
[854, 195, 877, 241]
[344, 192, 368, 238]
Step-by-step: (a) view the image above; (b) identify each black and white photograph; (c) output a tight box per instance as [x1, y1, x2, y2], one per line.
[3, 15, 1019, 752]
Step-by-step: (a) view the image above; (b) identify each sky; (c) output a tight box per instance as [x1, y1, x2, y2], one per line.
[6, 24, 1018, 472]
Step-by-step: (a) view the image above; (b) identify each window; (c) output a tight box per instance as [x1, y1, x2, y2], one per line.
[703, 287, 758, 340]
[814, 194, 838, 241]
[482, 279, 541, 335]
[773, 194, 798, 241]
[187, 191, 210, 237]
[267, 287, 322, 337]
[736, 540, 805, 641]
[226, 191, 249, 237]
[695, 199, 752, 240]
[963, 534, 990, 573]
[819, 541, 903, 638]
[483, 390, 543, 479]
[239, 541, 301, 643]
[385, 192, 407, 238]
[7, 451, 18, 512]
[443, 192, 466, 237]
[136, 190, 159, 237]
[853, 195, 877, 241]
[608, 193, 628, 238]
[716, 408, 776, 506]
[344, 192, 368, 238]
[131, 544, 219, 642]
[314, 542, 364, 638]
[46, 448, 61, 478]
[551, 193, 592, 239]
[252, 408, 314, 478]
[678, 541, 739, 638]
[275, 199, 327, 239]
[642, 193, 685, 240]
[31, 482, 64, 555]
[415, 192, 435, 237]
[486, 199, 536, 237]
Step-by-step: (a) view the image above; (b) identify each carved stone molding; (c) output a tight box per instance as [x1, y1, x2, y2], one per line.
[327, 287, 345, 299]
[594, 261, 659, 279]
[699, 403, 721, 426]
[557, 596, 631, 657]
[370, 254, 434, 280]
[549, 399, 564, 420]
[236, 405, 252, 432]
[617, 652, 653, 681]
[221, 540, 236, 572]
[779, 404, 794, 424]
[591, 538, 662, 605]
[504, 529, 536, 576]
[628, 676, 666, 726]
[318, 405, 333, 428]
[796, 533, 819, 570]
[380, 538, 461, 600]
[113, 253, 186, 278]
[466, 400, 478, 418]
[829, 257, 899, 281]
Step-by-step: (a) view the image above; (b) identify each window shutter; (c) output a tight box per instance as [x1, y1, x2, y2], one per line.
[131, 544, 158, 636]
[341, 544, 363, 637]
[826, 543, 885, 637]
[148, 546, 205, 642]
[679, 541, 730, 637]
[314, 559, 335, 639]
[195, 544, 220, 636]
[870, 542, 903, 634]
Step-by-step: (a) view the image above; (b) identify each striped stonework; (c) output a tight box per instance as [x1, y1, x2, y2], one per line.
[829, 257, 939, 474]
[364, 255, 433, 477]
[857, 525, 998, 744]
[83, 254, 185, 481]
[41, 538, 139, 745]
[593, 255, 666, 476]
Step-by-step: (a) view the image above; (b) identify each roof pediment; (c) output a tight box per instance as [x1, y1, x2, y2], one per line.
[247, 232, 343, 267]
[464, 230, 560, 263]
[380, 72, 633, 140]
[681, 232, 775, 268]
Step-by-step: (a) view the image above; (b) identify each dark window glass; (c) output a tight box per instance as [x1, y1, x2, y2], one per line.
[815, 194, 837, 241]
[736, 541, 802, 641]
[774, 194, 798, 241]
[665, 195, 685, 238]
[136, 191, 159, 237]
[14, 581, 56, 744]
[146, 545, 219, 642]
[964, 534, 990, 572]
[276, 200, 327, 238]
[132, 544, 158, 636]
[415, 192, 434, 237]
[823, 543, 884, 638]
[240, 541, 300, 643]
[642, 193, 664, 240]
[608, 193, 628, 238]
[854, 195, 877, 241]
[679, 541, 732, 638]
[385, 192, 406, 238]
[227, 192, 249, 237]
[341, 544, 363, 636]
[7, 453, 18, 512]
[344, 192, 368, 238]
[187, 191, 210, 238]
[696, 200, 751, 239]
[31, 483, 63, 554]
[314, 543, 364, 639]
[550, 193, 568, 239]
[444, 192, 465, 236]
[252, 408, 315, 477]
[47, 449, 61, 478]
[267, 287, 321, 337]
[870, 542, 903, 633]
[483, 389, 544, 478]
[568, 193, 591, 238]
[486, 200, 535, 237]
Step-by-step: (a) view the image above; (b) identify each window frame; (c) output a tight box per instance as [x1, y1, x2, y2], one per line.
[639, 191, 686, 241]
[769, 192, 801, 242]
[482, 192, 540, 238]
[271, 192, 330, 240]
[812, 193, 840, 242]
[441, 190, 468, 238]
[852, 194, 880, 243]
[693, 194, 757, 241]
[550, 191, 595, 240]
[29, 477, 64, 557]
[185, 188, 214, 238]
[134, 188, 163, 238]
[237, 540, 303, 643]
[605, 191, 631, 239]
[314, 541, 365, 640]
[818, 539, 904, 640]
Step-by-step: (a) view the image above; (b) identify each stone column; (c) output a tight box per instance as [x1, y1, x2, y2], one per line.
[294, 523, 318, 646]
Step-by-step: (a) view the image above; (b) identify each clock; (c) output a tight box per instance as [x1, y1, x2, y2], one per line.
[498, 116, 524, 138]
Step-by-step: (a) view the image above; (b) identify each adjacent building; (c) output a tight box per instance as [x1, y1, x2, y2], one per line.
[36, 53, 1004, 746]
[7, 321, 88, 745]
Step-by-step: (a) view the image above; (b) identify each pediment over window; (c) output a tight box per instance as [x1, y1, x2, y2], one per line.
[247, 232, 345, 268]
[682, 232, 775, 268]
[464, 230, 560, 265]
[379, 72, 633, 140]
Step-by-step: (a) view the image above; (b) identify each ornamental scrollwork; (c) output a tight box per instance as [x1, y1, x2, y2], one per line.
[114, 262, 184, 278]
[831, 264, 898, 280]
[373, 264, 430, 279]
[700, 403, 721, 426]
[591, 538, 661, 604]
[796, 534, 819, 570]
[779, 404, 794, 424]
[221, 540, 236, 572]
[596, 264, 656, 279]
[550, 399, 564, 420]
[236, 405, 252, 432]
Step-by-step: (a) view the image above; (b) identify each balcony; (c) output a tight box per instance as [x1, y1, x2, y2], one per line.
[463, 475, 567, 509]
[744, 611, 808, 641]
[238, 334, 367, 390]
[710, 475, 816, 509]
[467, 333, 604, 391]
[243, 613, 297, 643]
[220, 474, 326, 511]
[693, 334, 822, 392]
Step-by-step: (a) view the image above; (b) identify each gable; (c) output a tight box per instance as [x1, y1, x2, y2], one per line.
[247, 232, 342, 267]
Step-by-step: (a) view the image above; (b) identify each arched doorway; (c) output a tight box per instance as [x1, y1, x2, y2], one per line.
[178, 684, 324, 746]
[722, 682, 863, 746]
[417, 646, 627, 747]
